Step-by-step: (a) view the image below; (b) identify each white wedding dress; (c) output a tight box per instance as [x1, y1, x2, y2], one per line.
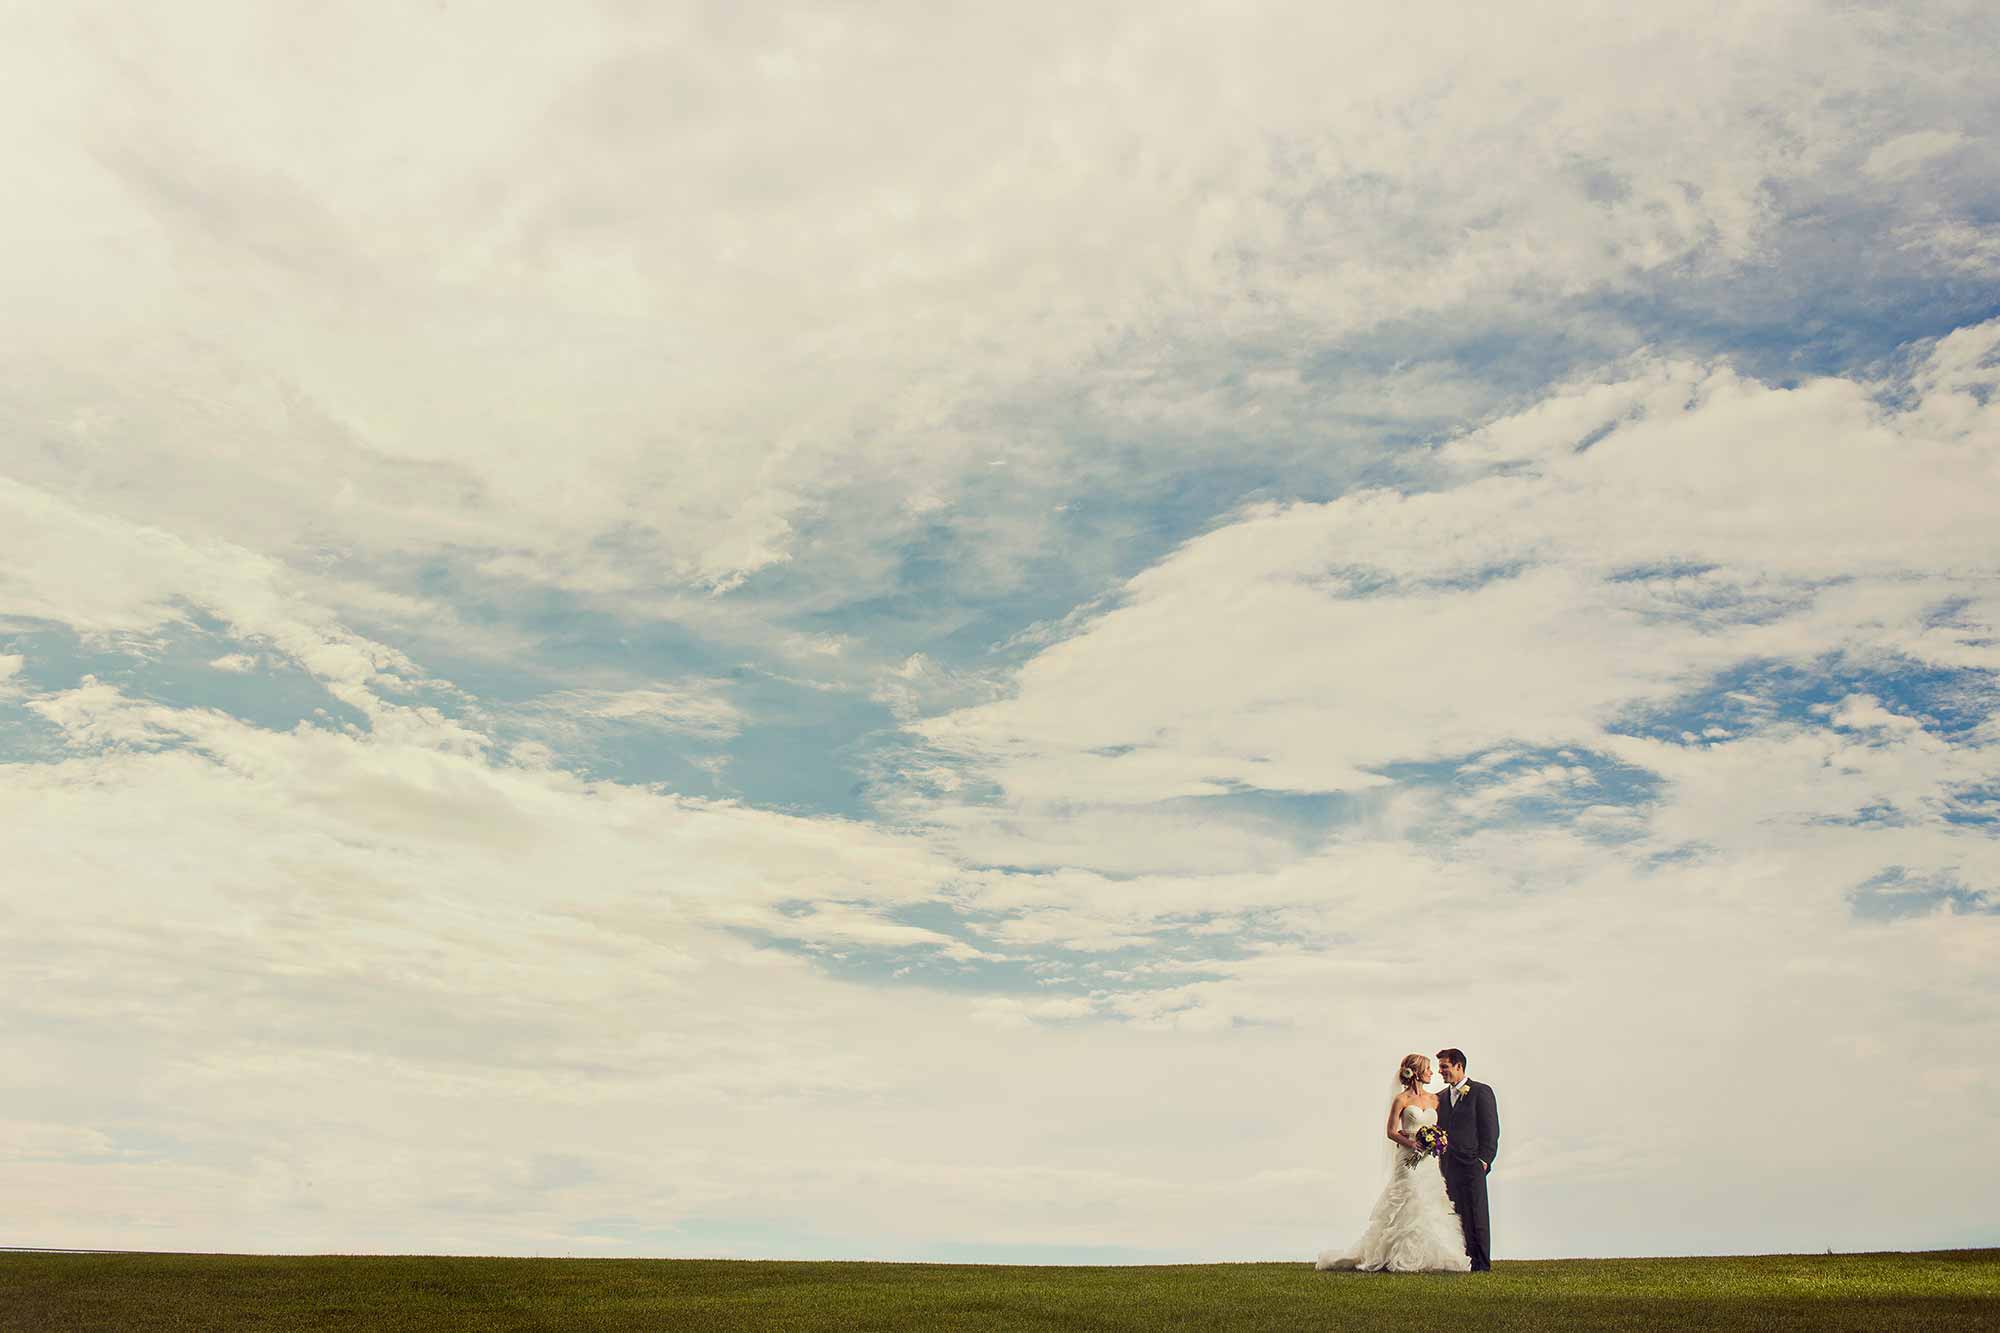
[1315, 1101, 1471, 1273]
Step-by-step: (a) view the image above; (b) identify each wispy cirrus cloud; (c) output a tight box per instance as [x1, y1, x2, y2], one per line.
[518, 685, 744, 738]
[5, 0, 1996, 624]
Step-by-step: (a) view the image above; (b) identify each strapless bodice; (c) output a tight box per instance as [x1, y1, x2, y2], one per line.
[1400, 1103, 1438, 1131]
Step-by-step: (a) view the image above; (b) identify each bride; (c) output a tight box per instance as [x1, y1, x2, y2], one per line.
[1315, 1053, 1471, 1273]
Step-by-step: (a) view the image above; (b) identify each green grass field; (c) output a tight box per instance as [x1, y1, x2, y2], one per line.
[4, 1248, 1996, 1331]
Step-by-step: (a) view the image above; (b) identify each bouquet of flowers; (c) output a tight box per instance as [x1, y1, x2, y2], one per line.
[1410, 1125, 1448, 1163]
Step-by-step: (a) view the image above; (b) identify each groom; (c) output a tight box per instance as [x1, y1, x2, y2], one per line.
[1434, 1048, 1499, 1272]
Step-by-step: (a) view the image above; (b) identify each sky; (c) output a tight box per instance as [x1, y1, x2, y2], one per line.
[3, 0, 1998, 1263]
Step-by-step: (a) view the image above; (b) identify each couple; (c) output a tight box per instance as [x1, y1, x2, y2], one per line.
[1316, 1048, 1500, 1274]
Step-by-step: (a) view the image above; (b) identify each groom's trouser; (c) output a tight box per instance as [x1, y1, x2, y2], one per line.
[1441, 1160, 1491, 1270]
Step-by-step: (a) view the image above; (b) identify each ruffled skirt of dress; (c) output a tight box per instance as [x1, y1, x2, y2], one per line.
[1315, 1160, 1471, 1273]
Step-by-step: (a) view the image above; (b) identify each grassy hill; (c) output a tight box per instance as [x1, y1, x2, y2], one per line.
[4, 1247, 1996, 1331]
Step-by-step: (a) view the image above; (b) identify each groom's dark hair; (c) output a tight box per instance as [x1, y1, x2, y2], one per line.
[1436, 1048, 1467, 1069]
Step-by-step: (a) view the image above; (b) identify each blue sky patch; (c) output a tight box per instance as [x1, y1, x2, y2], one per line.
[1847, 866, 1997, 921]
[1607, 652, 1999, 747]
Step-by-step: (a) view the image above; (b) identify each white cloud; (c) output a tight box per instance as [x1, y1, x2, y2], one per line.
[18, 664, 1983, 1260]
[871, 653, 1009, 724]
[1901, 217, 2000, 276]
[784, 633, 849, 659]
[4, 0, 1995, 621]
[916, 326, 2000, 816]
[1830, 693, 1932, 737]
[1863, 129, 1968, 180]
[0, 686, 1469, 1259]
[0, 474, 494, 755]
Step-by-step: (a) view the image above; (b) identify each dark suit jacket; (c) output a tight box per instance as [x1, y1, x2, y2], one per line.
[1438, 1080, 1500, 1171]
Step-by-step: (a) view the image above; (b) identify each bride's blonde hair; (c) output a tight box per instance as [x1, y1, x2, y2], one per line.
[1397, 1054, 1431, 1089]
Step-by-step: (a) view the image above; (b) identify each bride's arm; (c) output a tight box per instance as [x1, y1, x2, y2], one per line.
[1384, 1093, 1416, 1150]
